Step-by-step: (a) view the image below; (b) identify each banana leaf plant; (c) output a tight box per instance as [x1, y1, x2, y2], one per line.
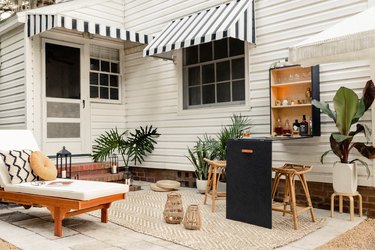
[92, 126, 160, 170]
[312, 80, 375, 177]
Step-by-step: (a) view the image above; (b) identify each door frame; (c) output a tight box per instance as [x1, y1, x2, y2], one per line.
[41, 38, 91, 155]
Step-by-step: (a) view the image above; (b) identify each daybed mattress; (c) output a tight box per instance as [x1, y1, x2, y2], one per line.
[4, 179, 129, 200]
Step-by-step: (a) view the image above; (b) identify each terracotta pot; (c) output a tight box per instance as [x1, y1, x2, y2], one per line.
[196, 179, 207, 194]
[332, 162, 357, 194]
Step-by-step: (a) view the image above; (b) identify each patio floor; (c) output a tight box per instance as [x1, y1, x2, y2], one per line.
[0, 181, 364, 250]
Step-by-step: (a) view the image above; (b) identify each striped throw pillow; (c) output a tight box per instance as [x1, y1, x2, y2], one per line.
[0, 150, 38, 184]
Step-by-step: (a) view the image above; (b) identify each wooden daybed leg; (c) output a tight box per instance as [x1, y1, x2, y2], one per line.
[47, 206, 70, 237]
[101, 203, 111, 223]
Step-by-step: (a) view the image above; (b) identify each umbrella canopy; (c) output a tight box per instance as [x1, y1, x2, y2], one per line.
[289, 6, 375, 66]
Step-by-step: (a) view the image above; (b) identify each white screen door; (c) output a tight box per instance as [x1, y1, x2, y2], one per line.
[43, 42, 89, 155]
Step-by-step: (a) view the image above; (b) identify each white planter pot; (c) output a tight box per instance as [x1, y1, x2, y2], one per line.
[196, 179, 208, 194]
[332, 162, 358, 194]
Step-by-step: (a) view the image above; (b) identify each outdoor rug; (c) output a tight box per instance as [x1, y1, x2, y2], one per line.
[90, 186, 326, 250]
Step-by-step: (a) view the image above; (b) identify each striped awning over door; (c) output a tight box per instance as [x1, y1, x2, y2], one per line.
[27, 14, 152, 44]
[143, 0, 255, 57]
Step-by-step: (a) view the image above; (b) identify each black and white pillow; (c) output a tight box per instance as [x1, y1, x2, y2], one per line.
[0, 150, 38, 184]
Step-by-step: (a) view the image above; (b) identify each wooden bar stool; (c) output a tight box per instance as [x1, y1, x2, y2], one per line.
[203, 158, 227, 212]
[331, 192, 362, 221]
[271, 163, 315, 229]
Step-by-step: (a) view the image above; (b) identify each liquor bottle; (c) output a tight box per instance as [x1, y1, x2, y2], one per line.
[274, 116, 283, 135]
[292, 119, 300, 136]
[300, 115, 308, 136]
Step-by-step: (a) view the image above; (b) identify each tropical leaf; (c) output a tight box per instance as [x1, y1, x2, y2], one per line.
[329, 134, 343, 162]
[312, 100, 336, 122]
[362, 80, 375, 111]
[332, 133, 352, 143]
[351, 98, 365, 125]
[350, 158, 371, 178]
[320, 149, 332, 164]
[333, 87, 358, 135]
[352, 142, 375, 159]
[127, 126, 160, 165]
[92, 128, 127, 163]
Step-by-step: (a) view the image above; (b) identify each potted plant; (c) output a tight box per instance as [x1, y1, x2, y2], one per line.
[312, 80, 375, 193]
[92, 126, 160, 185]
[186, 138, 212, 193]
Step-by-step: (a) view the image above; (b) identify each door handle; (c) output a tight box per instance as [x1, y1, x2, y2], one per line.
[82, 100, 85, 109]
[241, 149, 253, 154]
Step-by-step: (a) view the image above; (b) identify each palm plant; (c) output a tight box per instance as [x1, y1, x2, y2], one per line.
[207, 114, 252, 160]
[92, 126, 160, 170]
[312, 80, 375, 177]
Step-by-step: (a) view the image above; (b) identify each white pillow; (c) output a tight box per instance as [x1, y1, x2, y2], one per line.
[0, 158, 11, 187]
[0, 150, 38, 184]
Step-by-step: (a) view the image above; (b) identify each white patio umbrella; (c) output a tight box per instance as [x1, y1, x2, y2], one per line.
[289, 5, 375, 79]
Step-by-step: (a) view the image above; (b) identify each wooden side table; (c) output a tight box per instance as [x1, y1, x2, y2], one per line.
[331, 192, 362, 221]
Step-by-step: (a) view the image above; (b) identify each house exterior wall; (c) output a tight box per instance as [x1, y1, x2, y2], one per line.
[123, 0, 374, 186]
[0, 26, 27, 129]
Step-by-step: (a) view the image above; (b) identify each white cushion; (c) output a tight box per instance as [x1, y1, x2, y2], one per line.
[0, 150, 38, 184]
[0, 130, 40, 188]
[4, 179, 129, 200]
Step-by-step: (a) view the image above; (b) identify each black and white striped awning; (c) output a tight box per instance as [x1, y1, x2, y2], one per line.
[27, 14, 152, 44]
[143, 0, 255, 57]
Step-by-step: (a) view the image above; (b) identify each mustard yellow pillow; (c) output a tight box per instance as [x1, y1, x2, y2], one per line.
[30, 151, 57, 181]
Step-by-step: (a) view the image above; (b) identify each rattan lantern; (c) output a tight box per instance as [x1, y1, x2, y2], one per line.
[182, 204, 202, 230]
[163, 192, 183, 224]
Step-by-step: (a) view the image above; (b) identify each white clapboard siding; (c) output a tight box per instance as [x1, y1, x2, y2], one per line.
[122, 0, 373, 186]
[0, 26, 26, 129]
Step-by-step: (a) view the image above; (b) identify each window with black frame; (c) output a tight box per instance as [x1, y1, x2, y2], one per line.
[183, 38, 245, 109]
[89, 45, 120, 101]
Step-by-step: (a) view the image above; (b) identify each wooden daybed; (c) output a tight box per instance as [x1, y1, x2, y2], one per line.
[0, 130, 128, 237]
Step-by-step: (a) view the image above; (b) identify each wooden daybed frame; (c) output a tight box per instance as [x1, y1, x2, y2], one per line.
[0, 189, 125, 237]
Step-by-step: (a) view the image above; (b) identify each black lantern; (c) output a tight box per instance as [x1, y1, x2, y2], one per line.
[124, 168, 133, 186]
[56, 146, 72, 179]
[110, 153, 118, 174]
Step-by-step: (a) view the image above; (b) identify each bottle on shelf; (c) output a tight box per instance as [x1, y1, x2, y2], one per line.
[274, 116, 283, 135]
[300, 115, 309, 136]
[292, 119, 300, 136]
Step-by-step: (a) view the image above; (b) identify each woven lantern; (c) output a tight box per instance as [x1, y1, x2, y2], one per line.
[182, 204, 202, 230]
[163, 192, 183, 224]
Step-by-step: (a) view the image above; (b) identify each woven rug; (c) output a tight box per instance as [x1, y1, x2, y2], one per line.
[90, 187, 326, 250]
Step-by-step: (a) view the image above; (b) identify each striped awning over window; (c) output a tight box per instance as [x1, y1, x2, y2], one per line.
[143, 0, 255, 57]
[27, 14, 153, 44]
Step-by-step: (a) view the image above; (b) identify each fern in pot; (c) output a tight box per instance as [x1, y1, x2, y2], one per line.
[312, 80, 375, 193]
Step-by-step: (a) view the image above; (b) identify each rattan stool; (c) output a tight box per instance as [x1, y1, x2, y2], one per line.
[203, 158, 226, 212]
[271, 163, 315, 229]
[331, 192, 362, 221]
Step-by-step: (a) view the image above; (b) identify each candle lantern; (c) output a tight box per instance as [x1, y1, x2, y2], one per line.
[56, 146, 72, 179]
[110, 153, 118, 174]
[124, 168, 133, 185]
[163, 192, 184, 224]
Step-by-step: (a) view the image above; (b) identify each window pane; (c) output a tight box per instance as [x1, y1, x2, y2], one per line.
[47, 102, 80, 118]
[185, 46, 198, 65]
[100, 87, 109, 99]
[45, 43, 80, 99]
[202, 64, 215, 84]
[230, 38, 244, 56]
[188, 67, 200, 86]
[110, 75, 119, 87]
[100, 74, 109, 86]
[90, 73, 98, 85]
[217, 82, 230, 103]
[216, 61, 230, 81]
[214, 39, 228, 60]
[202, 84, 215, 104]
[110, 88, 119, 100]
[111, 63, 119, 73]
[90, 86, 99, 98]
[47, 123, 80, 138]
[101, 61, 110, 72]
[90, 59, 99, 71]
[232, 58, 245, 79]
[233, 80, 245, 101]
[189, 87, 201, 105]
[200, 42, 212, 63]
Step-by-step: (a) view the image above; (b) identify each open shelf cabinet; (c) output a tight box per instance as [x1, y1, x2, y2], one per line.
[269, 65, 320, 137]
